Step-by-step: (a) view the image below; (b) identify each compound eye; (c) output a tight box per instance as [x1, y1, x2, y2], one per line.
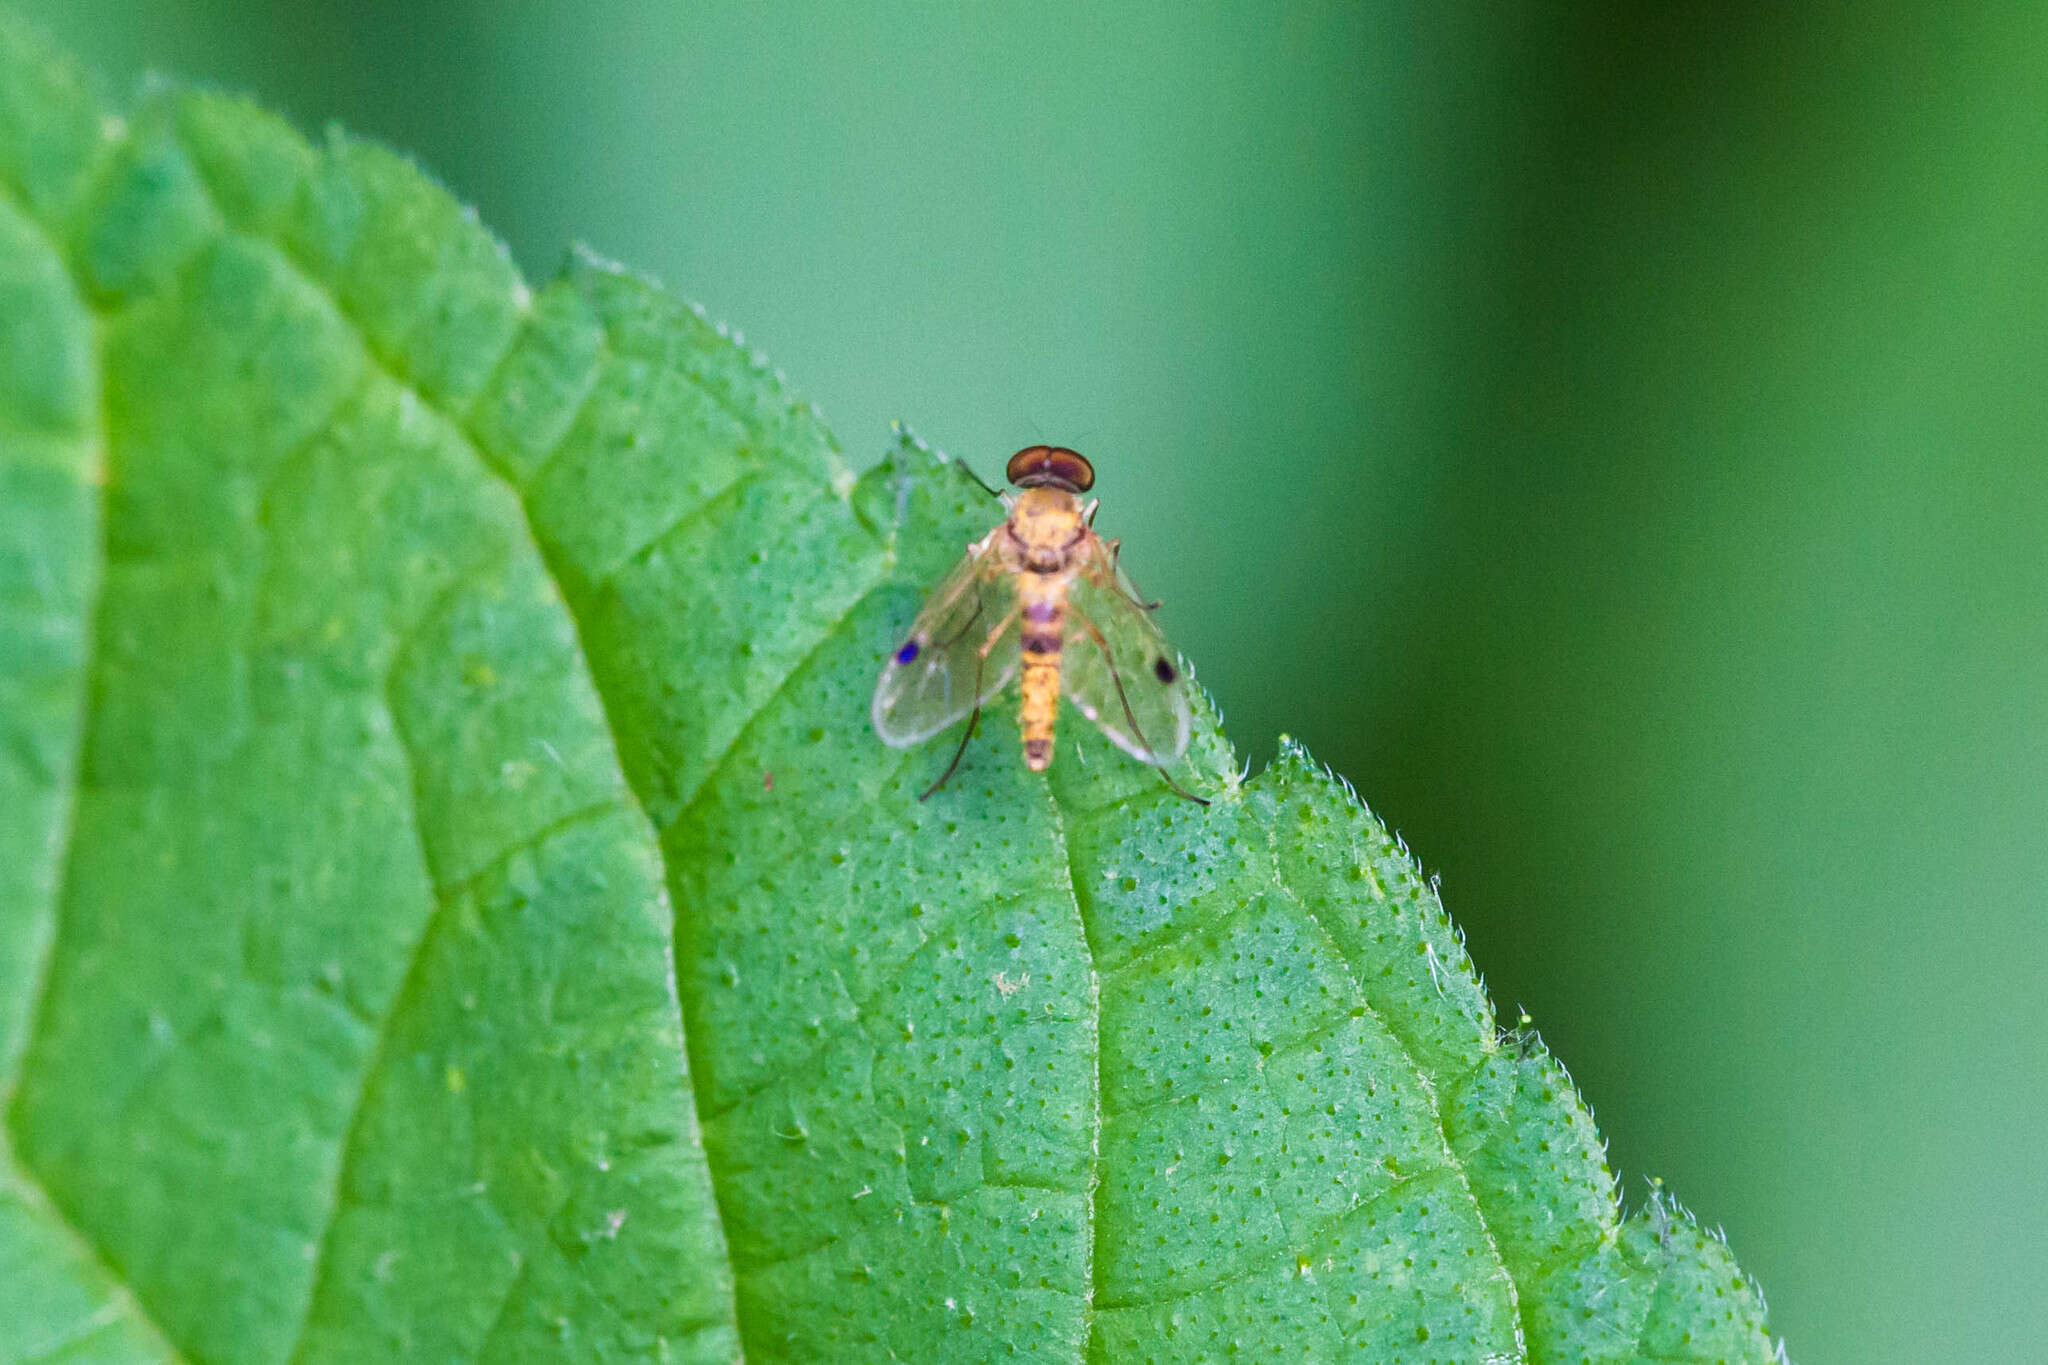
[1045, 446, 1095, 490]
[1005, 445, 1051, 486]
[1005, 444, 1095, 491]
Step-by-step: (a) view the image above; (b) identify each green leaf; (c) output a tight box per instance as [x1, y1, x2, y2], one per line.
[0, 16, 1787, 1364]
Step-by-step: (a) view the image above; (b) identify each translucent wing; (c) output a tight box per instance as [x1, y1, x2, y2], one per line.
[1062, 537, 1192, 765]
[872, 543, 1021, 747]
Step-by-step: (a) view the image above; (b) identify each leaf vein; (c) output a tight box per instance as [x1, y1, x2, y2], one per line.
[134, 120, 755, 1355]
[507, 336, 614, 495]
[0, 156, 199, 1365]
[613, 467, 774, 581]
[2, 1148, 192, 1365]
[0, 164, 111, 1106]
[666, 561, 896, 834]
[1092, 1163, 1438, 1314]
[699, 878, 1014, 1125]
[1263, 857, 1533, 1362]
[284, 556, 505, 1362]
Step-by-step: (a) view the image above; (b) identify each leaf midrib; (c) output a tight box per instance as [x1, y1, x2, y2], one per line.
[636, 496, 1119, 1347]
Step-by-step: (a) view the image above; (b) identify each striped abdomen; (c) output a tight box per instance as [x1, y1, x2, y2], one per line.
[1018, 579, 1065, 770]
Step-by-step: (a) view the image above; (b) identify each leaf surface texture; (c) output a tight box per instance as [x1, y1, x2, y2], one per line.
[0, 19, 1784, 1364]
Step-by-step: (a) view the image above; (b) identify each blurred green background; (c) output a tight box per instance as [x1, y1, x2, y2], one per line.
[22, 2, 2044, 1360]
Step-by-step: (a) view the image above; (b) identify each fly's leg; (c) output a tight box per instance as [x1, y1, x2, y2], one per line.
[1106, 539, 1163, 612]
[920, 706, 981, 801]
[1074, 617, 1208, 807]
[935, 587, 987, 649]
[978, 604, 1020, 658]
[953, 457, 1003, 501]
[921, 600, 1019, 801]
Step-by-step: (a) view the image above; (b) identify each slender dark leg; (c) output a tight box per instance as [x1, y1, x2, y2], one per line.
[1159, 773, 1209, 806]
[954, 458, 1003, 501]
[920, 705, 981, 800]
[1078, 620, 1209, 807]
[936, 591, 985, 649]
[921, 618, 989, 801]
[1107, 540, 1163, 611]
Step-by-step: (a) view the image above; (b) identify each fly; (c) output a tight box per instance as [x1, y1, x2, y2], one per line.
[871, 445, 1206, 804]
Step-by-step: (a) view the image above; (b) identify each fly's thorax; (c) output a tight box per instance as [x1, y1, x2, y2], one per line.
[1006, 486, 1087, 572]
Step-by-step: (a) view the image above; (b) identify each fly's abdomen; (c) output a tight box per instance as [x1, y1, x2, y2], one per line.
[1019, 584, 1064, 771]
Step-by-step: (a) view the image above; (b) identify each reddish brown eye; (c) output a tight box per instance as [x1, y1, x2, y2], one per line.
[1005, 445, 1051, 486]
[1005, 444, 1096, 491]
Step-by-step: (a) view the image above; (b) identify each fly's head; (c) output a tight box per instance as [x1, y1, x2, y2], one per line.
[1004, 445, 1095, 570]
[1006, 444, 1094, 493]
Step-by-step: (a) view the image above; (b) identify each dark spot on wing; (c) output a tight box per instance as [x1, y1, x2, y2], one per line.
[1154, 657, 1178, 683]
[896, 639, 920, 665]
